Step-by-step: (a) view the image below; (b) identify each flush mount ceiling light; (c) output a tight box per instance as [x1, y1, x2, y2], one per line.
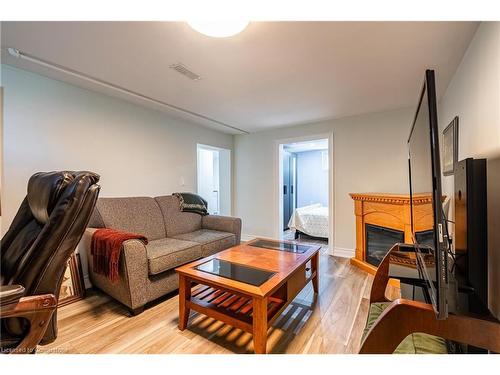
[187, 20, 249, 38]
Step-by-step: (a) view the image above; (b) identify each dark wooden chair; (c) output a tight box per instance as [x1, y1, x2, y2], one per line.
[1, 171, 100, 354]
[359, 244, 500, 354]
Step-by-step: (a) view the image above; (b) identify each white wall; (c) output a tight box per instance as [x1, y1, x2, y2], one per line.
[438, 22, 500, 318]
[218, 148, 232, 216]
[296, 150, 329, 208]
[1, 65, 234, 233]
[2, 65, 234, 288]
[234, 107, 413, 255]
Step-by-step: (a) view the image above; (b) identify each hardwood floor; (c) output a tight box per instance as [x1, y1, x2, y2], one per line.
[39, 246, 398, 354]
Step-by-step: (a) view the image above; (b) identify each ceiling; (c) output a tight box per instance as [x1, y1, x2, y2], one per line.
[1, 22, 478, 134]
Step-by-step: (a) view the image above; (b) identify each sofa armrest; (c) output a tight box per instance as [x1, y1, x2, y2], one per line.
[83, 228, 149, 309]
[202, 215, 242, 244]
[119, 238, 149, 307]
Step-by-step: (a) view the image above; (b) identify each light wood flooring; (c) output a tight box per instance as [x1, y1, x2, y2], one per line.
[39, 241, 397, 354]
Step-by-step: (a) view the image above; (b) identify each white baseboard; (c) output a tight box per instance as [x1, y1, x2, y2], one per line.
[333, 246, 355, 258]
[240, 233, 258, 242]
[83, 274, 92, 289]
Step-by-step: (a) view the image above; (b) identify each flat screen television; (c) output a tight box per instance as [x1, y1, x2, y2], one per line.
[407, 69, 449, 319]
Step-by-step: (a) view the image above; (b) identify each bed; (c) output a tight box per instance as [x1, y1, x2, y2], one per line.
[287, 203, 329, 239]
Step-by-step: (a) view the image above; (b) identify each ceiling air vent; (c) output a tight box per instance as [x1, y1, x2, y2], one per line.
[169, 63, 201, 81]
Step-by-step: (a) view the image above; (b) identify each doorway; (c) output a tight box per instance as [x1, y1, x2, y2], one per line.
[196, 144, 231, 215]
[277, 136, 333, 246]
[282, 150, 297, 230]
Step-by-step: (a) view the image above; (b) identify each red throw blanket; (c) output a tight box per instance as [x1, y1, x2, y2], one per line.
[90, 228, 148, 283]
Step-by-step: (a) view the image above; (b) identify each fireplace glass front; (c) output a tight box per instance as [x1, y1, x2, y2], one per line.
[365, 224, 404, 266]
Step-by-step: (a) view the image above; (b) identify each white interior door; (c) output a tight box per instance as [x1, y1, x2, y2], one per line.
[197, 144, 231, 215]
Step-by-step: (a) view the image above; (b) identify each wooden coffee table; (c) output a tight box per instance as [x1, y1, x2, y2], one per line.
[175, 238, 320, 354]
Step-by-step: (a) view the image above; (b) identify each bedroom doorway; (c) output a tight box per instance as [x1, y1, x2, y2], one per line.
[196, 144, 231, 215]
[277, 136, 332, 246]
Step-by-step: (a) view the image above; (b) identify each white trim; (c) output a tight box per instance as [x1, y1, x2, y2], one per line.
[83, 274, 92, 289]
[240, 233, 258, 242]
[333, 246, 355, 258]
[274, 132, 335, 248]
[196, 143, 228, 152]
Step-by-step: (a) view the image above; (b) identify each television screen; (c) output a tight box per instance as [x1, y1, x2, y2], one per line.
[408, 70, 448, 319]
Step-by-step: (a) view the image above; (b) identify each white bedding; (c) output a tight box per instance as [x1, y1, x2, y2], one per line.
[288, 203, 329, 238]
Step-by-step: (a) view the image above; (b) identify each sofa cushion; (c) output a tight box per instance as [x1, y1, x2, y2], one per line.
[91, 197, 166, 240]
[363, 302, 448, 354]
[171, 229, 236, 257]
[146, 238, 202, 275]
[155, 195, 202, 237]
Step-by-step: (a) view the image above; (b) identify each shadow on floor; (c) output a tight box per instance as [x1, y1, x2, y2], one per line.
[179, 298, 317, 354]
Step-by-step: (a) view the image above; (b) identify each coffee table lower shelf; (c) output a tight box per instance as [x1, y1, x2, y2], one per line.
[188, 285, 287, 333]
[179, 268, 317, 353]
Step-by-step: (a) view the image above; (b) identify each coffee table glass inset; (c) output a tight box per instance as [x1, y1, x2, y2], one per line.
[195, 258, 276, 286]
[249, 239, 312, 254]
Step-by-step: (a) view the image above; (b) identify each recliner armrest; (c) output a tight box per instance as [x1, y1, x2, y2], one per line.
[1, 293, 57, 315]
[0, 292, 57, 354]
[0, 285, 26, 307]
[370, 243, 401, 303]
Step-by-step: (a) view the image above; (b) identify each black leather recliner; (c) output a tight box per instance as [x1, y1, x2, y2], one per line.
[0, 171, 100, 353]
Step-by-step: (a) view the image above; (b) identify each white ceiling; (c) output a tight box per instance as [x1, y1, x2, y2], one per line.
[1, 22, 478, 134]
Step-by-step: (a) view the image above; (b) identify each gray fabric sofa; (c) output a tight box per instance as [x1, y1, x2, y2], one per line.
[82, 195, 241, 314]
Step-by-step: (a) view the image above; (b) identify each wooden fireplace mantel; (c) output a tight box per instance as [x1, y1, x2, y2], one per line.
[349, 193, 433, 205]
[349, 192, 434, 275]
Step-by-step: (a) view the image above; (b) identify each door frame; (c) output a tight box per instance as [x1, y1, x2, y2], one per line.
[196, 143, 232, 216]
[274, 132, 334, 254]
[282, 150, 295, 230]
